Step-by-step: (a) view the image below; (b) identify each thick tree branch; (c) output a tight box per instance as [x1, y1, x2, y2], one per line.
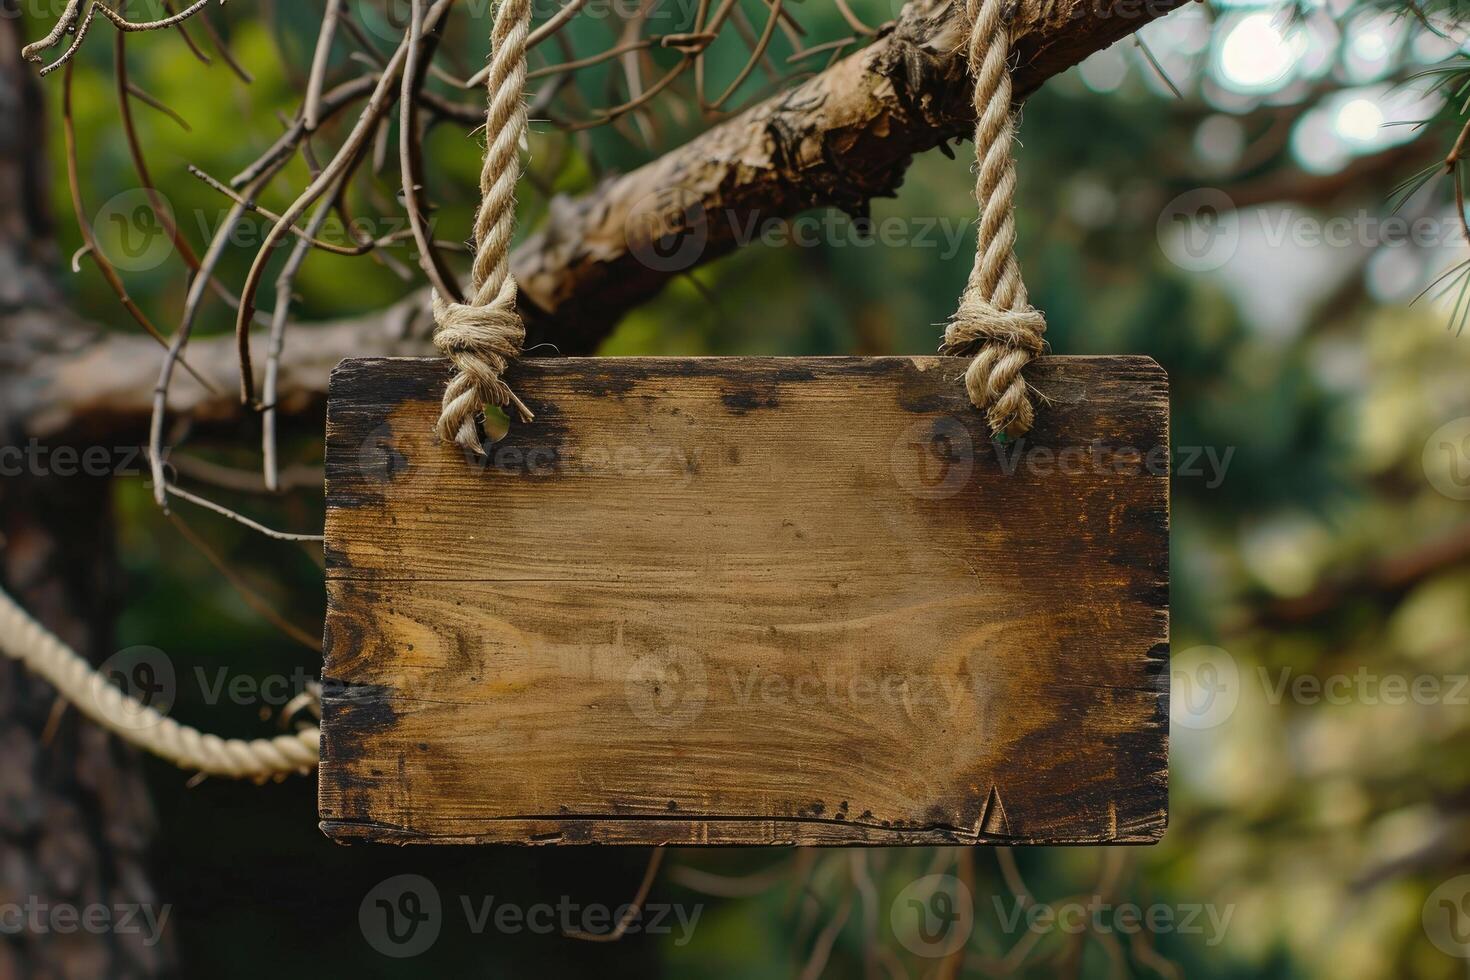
[515, 0, 1189, 352]
[6, 296, 430, 442]
[7, 0, 1187, 443]
[1237, 522, 1470, 631]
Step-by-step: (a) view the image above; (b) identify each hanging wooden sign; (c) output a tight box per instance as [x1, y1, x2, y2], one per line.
[319, 355, 1169, 845]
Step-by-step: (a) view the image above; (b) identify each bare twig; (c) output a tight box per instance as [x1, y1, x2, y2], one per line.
[400, 0, 463, 303]
[163, 482, 325, 543]
[305, 0, 345, 131]
[564, 849, 667, 942]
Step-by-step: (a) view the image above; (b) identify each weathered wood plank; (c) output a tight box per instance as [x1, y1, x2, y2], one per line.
[320, 356, 1169, 845]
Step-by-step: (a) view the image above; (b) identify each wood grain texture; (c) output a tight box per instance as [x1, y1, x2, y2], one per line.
[320, 356, 1169, 846]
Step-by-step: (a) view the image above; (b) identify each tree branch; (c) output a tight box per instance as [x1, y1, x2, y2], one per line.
[7, 0, 1187, 443]
[6, 296, 430, 442]
[1238, 522, 1470, 631]
[515, 0, 1190, 352]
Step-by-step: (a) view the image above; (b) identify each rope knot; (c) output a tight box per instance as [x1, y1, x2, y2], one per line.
[431, 277, 533, 455]
[943, 291, 1046, 438]
[944, 292, 1045, 355]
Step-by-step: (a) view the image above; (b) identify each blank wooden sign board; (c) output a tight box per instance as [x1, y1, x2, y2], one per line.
[320, 356, 1169, 846]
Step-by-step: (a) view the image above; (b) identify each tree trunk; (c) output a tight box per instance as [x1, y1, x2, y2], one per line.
[0, 6, 168, 976]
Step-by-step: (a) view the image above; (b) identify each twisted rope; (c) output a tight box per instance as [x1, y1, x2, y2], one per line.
[0, 585, 319, 780]
[432, 0, 535, 455]
[942, 0, 1047, 439]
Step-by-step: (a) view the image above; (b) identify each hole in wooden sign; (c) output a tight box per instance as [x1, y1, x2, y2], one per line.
[478, 404, 512, 446]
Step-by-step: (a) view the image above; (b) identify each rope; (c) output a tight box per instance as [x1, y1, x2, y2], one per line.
[942, 0, 1047, 439]
[0, 585, 319, 780]
[432, 0, 535, 455]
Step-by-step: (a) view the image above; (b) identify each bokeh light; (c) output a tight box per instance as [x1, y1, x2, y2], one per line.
[1215, 12, 1305, 94]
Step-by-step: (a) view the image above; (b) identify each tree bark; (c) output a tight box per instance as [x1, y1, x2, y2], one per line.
[0, 7, 168, 976]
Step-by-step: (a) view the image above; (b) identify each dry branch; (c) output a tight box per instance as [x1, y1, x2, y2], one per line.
[6, 297, 430, 442]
